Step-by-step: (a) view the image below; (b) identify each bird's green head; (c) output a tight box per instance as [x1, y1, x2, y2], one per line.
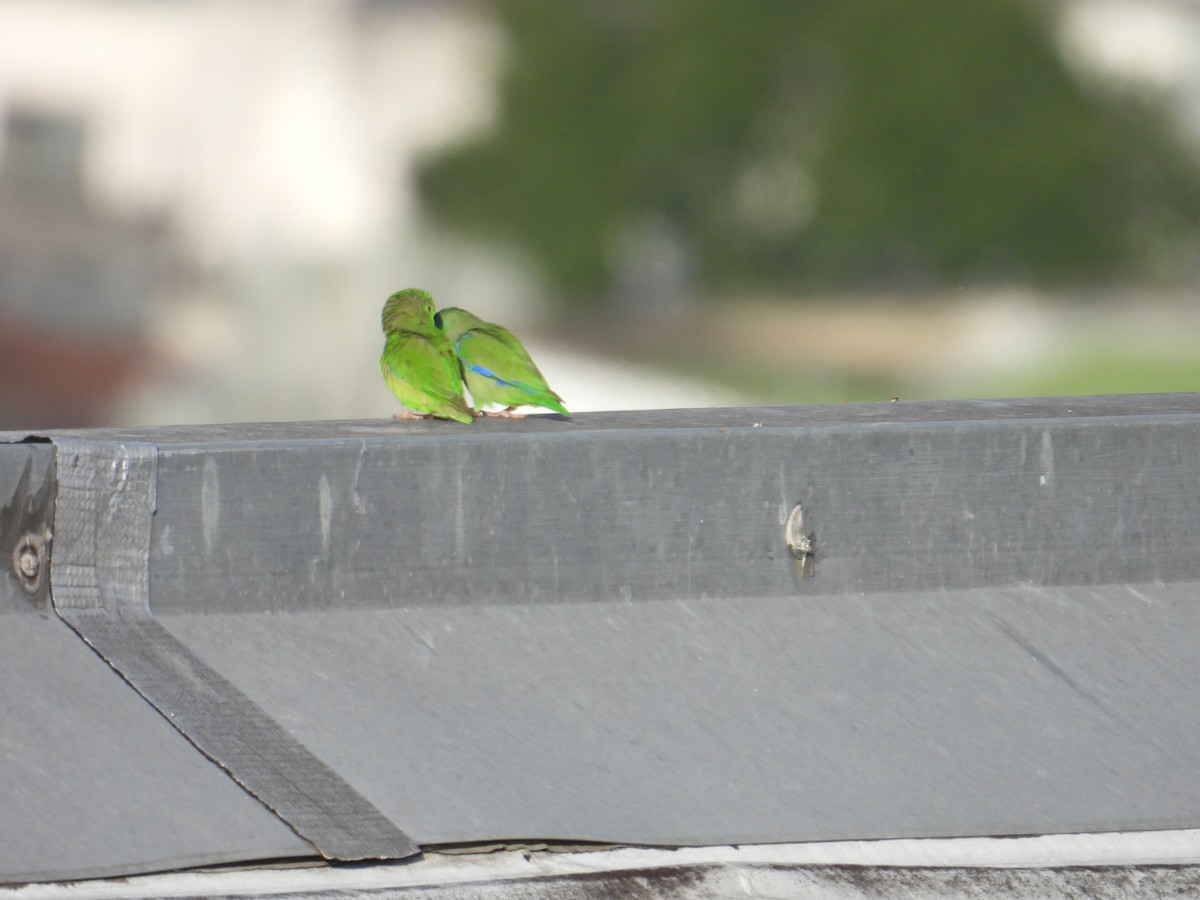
[432, 306, 482, 342]
[381, 288, 435, 333]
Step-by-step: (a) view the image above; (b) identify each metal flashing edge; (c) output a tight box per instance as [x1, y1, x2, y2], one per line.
[47, 437, 417, 862]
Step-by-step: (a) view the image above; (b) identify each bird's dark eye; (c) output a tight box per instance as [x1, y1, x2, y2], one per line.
[433, 312, 443, 328]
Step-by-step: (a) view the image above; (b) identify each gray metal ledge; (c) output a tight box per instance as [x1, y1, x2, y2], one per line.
[0, 443, 313, 884]
[5, 394, 1200, 884]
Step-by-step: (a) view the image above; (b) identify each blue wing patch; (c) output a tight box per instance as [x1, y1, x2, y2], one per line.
[457, 333, 538, 394]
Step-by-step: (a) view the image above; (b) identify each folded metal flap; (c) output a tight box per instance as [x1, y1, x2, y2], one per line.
[47, 438, 417, 863]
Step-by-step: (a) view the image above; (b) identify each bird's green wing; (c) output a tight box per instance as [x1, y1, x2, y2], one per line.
[456, 325, 570, 416]
[381, 330, 474, 423]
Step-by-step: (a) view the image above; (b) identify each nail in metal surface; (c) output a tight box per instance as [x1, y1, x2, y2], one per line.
[784, 501, 815, 577]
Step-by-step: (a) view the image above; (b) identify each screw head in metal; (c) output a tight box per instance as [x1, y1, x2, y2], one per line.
[12, 529, 49, 595]
[18, 545, 39, 580]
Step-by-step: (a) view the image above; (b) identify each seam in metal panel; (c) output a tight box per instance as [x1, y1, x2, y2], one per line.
[48, 438, 417, 862]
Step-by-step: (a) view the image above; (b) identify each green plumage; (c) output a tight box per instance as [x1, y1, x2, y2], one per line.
[379, 289, 474, 424]
[435, 307, 570, 417]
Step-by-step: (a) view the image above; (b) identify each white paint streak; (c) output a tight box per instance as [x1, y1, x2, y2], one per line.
[318, 472, 332, 555]
[1126, 586, 1155, 606]
[350, 439, 367, 514]
[1040, 429, 1055, 486]
[200, 456, 219, 557]
[453, 448, 466, 564]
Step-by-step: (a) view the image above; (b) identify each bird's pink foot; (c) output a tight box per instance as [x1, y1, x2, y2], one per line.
[391, 411, 425, 420]
[481, 408, 527, 419]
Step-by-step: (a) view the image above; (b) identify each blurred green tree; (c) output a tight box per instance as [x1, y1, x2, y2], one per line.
[418, 0, 1200, 304]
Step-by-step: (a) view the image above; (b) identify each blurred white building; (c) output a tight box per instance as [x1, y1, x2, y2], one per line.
[1059, 0, 1200, 145]
[0, 0, 501, 264]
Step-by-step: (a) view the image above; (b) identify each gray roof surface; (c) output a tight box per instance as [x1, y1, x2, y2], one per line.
[159, 582, 1200, 846]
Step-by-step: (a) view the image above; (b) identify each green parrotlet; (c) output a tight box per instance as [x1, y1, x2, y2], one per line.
[379, 289, 474, 423]
[434, 306, 570, 418]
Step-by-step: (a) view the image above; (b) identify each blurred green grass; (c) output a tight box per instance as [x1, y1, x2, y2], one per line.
[554, 292, 1200, 407]
[631, 313, 1200, 405]
[971, 348, 1200, 400]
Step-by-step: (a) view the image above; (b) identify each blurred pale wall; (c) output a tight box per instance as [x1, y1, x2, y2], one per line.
[0, 0, 499, 262]
[1060, 0, 1200, 142]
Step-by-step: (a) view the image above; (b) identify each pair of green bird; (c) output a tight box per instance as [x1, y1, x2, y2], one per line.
[380, 288, 570, 423]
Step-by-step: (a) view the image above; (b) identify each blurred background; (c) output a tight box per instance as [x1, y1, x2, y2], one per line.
[2, 0, 1200, 427]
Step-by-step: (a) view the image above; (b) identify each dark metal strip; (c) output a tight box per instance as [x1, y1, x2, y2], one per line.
[48, 438, 417, 862]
